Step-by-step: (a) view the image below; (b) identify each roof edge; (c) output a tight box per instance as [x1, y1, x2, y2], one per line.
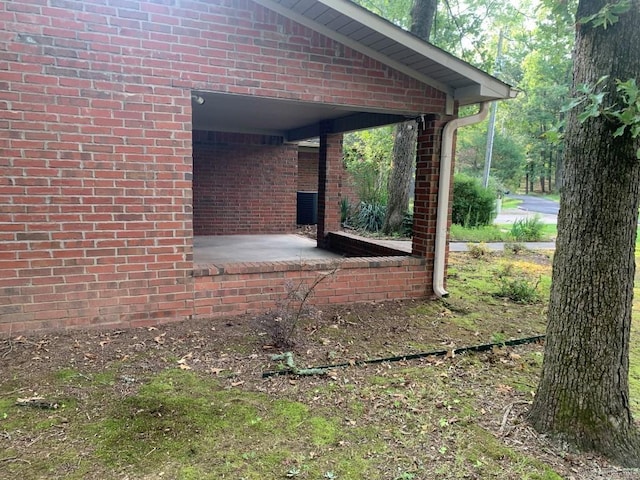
[253, 0, 516, 104]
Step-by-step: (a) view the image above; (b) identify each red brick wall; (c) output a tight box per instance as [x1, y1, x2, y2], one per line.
[298, 149, 359, 205]
[193, 256, 429, 319]
[0, 0, 447, 333]
[297, 150, 319, 192]
[193, 131, 297, 235]
[412, 116, 449, 262]
[317, 131, 344, 247]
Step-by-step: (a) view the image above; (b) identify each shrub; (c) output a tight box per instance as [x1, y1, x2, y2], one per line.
[340, 198, 351, 224]
[452, 175, 496, 227]
[353, 201, 386, 232]
[467, 242, 491, 258]
[257, 267, 337, 348]
[510, 215, 544, 242]
[401, 210, 414, 237]
[504, 242, 526, 254]
[497, 277, 540, 304]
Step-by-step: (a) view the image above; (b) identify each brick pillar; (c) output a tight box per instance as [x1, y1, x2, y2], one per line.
[317, 125, 343, 249]
[412, 116, 448, 263]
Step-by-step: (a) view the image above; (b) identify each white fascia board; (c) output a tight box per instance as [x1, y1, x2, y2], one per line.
[316, 0, 513, 100]
[454, 83, 516, 103]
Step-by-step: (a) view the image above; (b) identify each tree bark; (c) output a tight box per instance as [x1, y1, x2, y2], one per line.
[409, 0, 436, 40]
[382, 0, 436, 235]
[383, 121, 417, 234]
[528, 0, 640, 466]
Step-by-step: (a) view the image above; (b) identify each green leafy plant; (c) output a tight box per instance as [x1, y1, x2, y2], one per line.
[452, 175, 496, 228]
[353, 202, 386, 232]
[286, 467, 302, 477]
[467, 243, 491, 259]
[497, 277, 541, 304]
[340, 198, 351, 224]
[510, 215, 545, 242]
[401, 209, 413, 237]
[578, 0, 631, 30]
[504, 242, 526, 255]
[561, 75, 640, 159]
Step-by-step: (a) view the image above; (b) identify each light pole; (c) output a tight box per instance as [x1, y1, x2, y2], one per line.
[482, 30, 505, 189]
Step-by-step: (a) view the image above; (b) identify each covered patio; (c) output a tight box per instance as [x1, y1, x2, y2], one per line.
[189, 0, 516, 321]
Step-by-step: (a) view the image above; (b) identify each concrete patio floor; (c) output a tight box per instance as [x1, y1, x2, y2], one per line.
[193, 234, 344, 264]
[192, 233, 554, 265]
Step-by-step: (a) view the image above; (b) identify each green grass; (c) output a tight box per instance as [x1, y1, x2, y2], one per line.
[501, 197, 522, 209]
[450, 224, 508, 242]
[88, 369, 383, 479]
[450, 223, 557, 242]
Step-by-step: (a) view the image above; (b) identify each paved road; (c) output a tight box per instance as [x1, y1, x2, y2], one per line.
[508, 194, 559, 215]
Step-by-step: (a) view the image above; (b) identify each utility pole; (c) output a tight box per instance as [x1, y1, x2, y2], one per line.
[482, 30, 504, 188]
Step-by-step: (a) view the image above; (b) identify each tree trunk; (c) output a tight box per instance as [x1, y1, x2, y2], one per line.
[547, 149, 553, 192]
[382, 0, 436, 234]
[383, 121, 417, 234]
[528, 0, 640, 466]
[555, 150, 563, 192]
[409, 0, 436, 39]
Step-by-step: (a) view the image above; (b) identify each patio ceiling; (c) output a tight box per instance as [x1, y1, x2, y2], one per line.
[191, 91, 412, 141]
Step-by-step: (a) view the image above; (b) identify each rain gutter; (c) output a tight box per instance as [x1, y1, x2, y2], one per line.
[434, 102, 491, 297]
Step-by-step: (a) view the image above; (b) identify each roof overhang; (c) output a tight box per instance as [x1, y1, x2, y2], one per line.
[192, 0, 517, 141]
[252, 0, 516, 105]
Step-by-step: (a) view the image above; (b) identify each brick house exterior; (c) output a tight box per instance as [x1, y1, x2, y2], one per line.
[0, 0, 513, 334]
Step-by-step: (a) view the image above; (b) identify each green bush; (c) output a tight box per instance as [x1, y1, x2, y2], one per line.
[401, 210, 414, 237]
[497, 277, 540, 303]
[467, 243, 491, 258]
[452, 175, 496, 227]
[353, 202, 386, 232]
[340, 198, 351, 224]
[510, 215, 544, 242]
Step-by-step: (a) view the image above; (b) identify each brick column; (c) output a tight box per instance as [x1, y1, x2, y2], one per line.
[412, 116, 448, 264]
[317, 125, 343, 249]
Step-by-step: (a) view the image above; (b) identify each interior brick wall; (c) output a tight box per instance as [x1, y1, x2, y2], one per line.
[193, 131, 298, 235]
[298, 149, 359, 205]
[297, 150, 319, 192]
[0, 0, 447, 334]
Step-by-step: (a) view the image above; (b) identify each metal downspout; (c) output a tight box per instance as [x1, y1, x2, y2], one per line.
[433, 102, 491, 297]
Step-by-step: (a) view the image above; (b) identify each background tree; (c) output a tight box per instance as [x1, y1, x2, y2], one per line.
[527, 0, 640, 465]
[501, 0, 574, 193]
[351, 0, 575, 202]
[381, 0, 436, 235]
[456, 126, 526, 192]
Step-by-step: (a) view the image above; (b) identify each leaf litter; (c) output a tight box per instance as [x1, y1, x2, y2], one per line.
[1, 251, 639, 479]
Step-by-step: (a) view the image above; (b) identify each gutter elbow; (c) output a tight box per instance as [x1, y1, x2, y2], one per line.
[433, 102, 491, 298]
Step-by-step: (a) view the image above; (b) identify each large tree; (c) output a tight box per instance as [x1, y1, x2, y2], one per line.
[382, 0, 436, 234]
[528, 0, 640, 466]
